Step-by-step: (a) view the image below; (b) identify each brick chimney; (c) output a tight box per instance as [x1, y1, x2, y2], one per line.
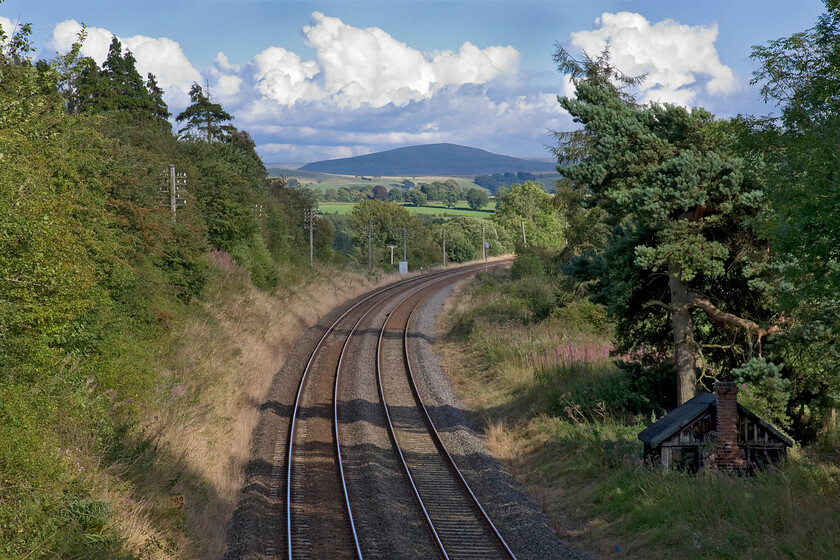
[715, 382, 743, 472]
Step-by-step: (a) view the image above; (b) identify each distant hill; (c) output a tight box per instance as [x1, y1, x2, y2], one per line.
[299, 143, 556, 176]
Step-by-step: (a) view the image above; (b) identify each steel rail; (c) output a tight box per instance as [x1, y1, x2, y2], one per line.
[333, 265, 484, 559]
[286, 263, 488, 559]
[376, 264, 509, 560]
[403, 271, 518, 559]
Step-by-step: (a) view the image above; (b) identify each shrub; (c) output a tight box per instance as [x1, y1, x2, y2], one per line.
[511, 276, 556, 320]
[510, 253, 546, 279]
[550, 299, 610, 335]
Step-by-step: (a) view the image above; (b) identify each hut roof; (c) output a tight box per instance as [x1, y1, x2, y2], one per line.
[638, 393, 715, 448]
[637, 392, 794, 448]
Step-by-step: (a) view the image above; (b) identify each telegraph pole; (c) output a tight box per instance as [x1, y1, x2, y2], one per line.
[162, 164, 187, 223]
[442, 227, 446, 267]
[303, 207, 315, 266]
[482, 224, 487, 272]
[368, 219, 373, 269]
[403, 228, 407, 262]
[309, 207, 314, 267]
[387, 245, 397, 265]
[169, 164, 177, 220]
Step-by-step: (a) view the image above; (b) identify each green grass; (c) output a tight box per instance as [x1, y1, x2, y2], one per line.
[319, 200, 496, 218]
[318, 203, 355, 214]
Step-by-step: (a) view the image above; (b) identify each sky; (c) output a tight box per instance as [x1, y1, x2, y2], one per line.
[0, 0, 827, 164]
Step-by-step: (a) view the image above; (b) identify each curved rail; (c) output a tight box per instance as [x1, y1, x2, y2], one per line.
[404, 279, 518, 559]
[376, 263, 517, 560]
[286, 270, 438, 559]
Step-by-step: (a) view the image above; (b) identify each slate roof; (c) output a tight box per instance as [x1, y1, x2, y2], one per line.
[638, 393, 716, 448]
[637, 392, 794, 448]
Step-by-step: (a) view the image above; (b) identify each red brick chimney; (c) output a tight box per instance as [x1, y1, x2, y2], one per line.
[715, 382, 743, 472]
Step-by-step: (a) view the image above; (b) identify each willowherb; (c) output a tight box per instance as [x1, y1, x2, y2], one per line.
[527, 341, 614, 371]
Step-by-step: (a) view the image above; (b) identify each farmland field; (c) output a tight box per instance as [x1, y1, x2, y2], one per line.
[266, 167, 488, 192]
[318, 200, 496, 218]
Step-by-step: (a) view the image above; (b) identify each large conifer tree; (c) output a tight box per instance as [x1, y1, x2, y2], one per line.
[555, 48, 777, 404]
[175, 82, 236, 142]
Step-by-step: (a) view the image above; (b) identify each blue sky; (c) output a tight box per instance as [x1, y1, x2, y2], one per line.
[0, 0, 827, 164]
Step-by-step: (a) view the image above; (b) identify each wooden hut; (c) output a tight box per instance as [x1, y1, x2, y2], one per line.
[638, 382, 793, 472]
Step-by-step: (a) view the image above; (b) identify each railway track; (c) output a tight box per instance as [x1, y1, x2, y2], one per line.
[282, 262, 515, 559]
[377, 273, 517, 560]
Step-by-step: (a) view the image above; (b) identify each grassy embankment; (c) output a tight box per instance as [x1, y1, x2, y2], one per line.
[2, 255, 391, 559]
[112, 256, 392, 559]
[439, 256, 840, 559]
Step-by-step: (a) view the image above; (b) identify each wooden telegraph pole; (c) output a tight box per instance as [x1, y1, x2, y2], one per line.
[368, 220, 374, 269]
[304, 207, 314, 267]
[161, 165, 187, 222]
[482, 224, 487, 272]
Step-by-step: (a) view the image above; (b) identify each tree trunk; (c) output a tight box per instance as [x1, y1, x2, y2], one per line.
[669, 271, 698, 405]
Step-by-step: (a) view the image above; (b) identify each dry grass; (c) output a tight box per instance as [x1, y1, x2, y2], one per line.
[107, 255, 398, 558]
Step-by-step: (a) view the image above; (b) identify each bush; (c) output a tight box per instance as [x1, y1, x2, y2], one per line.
[510, 253, 547, 279]
[511, 276, 555, 320]
[550, 299, 610, 335]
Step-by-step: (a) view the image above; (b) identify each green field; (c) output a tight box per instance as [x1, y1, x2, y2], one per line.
[266, 167, 488, 192]
[318, 200, 496, 218]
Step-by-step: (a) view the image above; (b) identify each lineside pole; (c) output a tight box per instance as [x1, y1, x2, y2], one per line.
[482, 224, 487, 272]
[368, 219, 373, 269]
[169, 164, 177, 223]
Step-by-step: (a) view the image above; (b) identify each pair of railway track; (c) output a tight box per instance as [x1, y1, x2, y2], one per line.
[281, 263, 517, 560]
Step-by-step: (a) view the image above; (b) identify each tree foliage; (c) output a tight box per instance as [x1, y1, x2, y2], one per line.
[176, 82, 236, 141]
[465, 187, 490, 211]
[0, 18, 334, 554]
[492, 181, 566, 251]
[555, 47, 775, 404]
[747, 0, 840, 432]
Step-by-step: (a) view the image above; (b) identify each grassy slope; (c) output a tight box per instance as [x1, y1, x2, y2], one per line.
[438, 275, 840, 560]
[43, 256, 398, 559]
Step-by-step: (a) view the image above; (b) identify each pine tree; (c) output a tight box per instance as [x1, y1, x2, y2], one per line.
[555, 47, 777, 405]
[145, 72, 171, 126]
[69, 36, 156, 118]
[175, 82, 236, 142]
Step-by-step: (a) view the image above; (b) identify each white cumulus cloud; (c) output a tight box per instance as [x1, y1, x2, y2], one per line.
[254, 46, 324, 105]
[568, 12, 739, 106]
[46, 20, 203, 108]
[253, 12, 520, 108]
